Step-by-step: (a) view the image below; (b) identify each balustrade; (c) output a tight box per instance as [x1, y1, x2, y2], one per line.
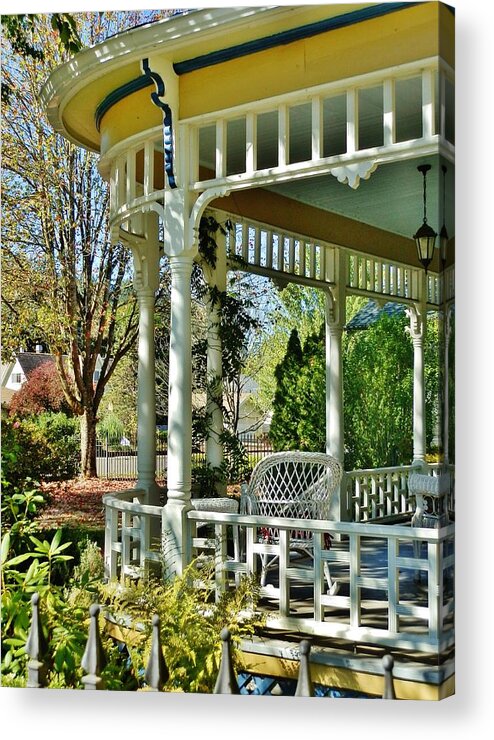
[103, 465, 454, 655]
[187, 510, 454, 654]
[187, 60, 453, 191]
[220, 211, 448, 305]
[103, 489, 162, 581]
[346, 464, 454, 522]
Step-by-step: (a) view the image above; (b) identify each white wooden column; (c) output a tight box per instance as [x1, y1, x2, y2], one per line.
[407, 303, 427, 465]
[204, 221, 227, 493]
[325, 312, 344, 463]
[325, 250, 347, 521]
[130, 215, 161, 506]
[162, 252, 194, 575]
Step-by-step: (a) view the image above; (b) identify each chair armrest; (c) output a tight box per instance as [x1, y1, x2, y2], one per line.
[239, 484, 257, 515]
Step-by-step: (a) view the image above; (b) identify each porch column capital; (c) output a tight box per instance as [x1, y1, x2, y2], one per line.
[126, 213, 161, 295]
[405, 304, 425, 345]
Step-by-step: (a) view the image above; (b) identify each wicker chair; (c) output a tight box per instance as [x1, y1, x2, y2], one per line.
[240, 451, 342, 594]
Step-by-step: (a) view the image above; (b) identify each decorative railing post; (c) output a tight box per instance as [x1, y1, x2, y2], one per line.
[214, 628, 239, 694]
[295, 639, 315, 697]
[382, 654, 397, 699]
[144, 615, 169, 691]
[81, 604, 107, 690]
[26, 592, 49, 688]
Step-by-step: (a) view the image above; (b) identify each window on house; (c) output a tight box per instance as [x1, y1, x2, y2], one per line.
[12, 373, 23, 384]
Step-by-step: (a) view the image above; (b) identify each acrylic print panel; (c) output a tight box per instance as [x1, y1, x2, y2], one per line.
[1, 1, 454, 703]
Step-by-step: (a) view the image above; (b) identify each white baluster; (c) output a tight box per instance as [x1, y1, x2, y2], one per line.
[126, 150, 136, 204]
[246, 113, 257, 174]
[383, 78, 395, 147]
[144, 140, 155, 196]
[216, 120, 226, 178]
[278, 105, 288, 167]
[347, 88, 358, 153]
[241, 222, 249, 262]
[422, 68, 435, 139]
[266, 231, 273, 269]
[312, 96, 322, 161]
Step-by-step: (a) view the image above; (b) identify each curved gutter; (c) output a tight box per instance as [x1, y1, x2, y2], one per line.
[40, 6, 278, 141]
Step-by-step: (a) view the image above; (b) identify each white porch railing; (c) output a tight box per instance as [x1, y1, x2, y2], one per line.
[102, 477, 455, 655]
[185, 58, 454, 192]
[220, 210, 452, 307]
[345, 464, 455, 522]
[103, 489, 162, 581]
[187, 511, 454, 654]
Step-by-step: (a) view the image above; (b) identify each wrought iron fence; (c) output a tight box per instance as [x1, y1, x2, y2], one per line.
[24, 592, 396, 697]
[96, 431, 273, 481]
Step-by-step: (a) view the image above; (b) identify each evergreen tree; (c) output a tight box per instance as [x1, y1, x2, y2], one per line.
[297, 327, 326, 452]
[269, 329, 304, 450]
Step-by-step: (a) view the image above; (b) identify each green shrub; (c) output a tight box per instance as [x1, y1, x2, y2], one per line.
[97, 412, 126, 447]
[101, 563, 263, 693]
[1, 411, 80, 484]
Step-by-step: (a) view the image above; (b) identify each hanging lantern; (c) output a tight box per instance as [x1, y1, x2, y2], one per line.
[413, 164, 437, 273]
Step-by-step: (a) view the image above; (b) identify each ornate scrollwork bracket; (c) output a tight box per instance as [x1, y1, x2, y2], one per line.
[330, 160, 378, 189]
[142, 58, 177, 189]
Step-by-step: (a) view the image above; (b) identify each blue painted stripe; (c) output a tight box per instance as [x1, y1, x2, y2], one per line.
[95, 75, 153, 131]
[173, 3, 424, 75]
[94, 2, 453, 129]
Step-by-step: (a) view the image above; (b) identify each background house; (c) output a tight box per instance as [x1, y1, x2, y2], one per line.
[1, 347, 104, 409]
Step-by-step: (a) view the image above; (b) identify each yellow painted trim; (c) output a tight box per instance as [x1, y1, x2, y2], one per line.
[439, 2, 455, 69]
[99, 88, 162, 156]
[61, 61, 143, 151]
[240, 651, 455, 701]
[180, 4, 448, 119]
[92, 3, 453, 153]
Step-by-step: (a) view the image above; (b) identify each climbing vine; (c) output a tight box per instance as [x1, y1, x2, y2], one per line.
[191, 216, 259, 494]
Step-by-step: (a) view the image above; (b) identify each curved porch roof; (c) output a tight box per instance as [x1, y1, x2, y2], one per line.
[41, 3, 455, 277]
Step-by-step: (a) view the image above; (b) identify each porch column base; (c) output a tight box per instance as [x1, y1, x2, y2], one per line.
[162, 498, 192, 578]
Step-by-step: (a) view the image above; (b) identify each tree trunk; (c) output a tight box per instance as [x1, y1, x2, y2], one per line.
[80, 407, 98, 478]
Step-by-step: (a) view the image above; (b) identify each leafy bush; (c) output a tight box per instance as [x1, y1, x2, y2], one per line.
[1, 411, 80, 483]
[101, 564, 263, 693]
[1, 463, 263, 691]
[96, 412, 126, 447]
[9, 360, 70, 417]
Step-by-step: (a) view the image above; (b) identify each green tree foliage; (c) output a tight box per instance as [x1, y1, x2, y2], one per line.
[1, 13, 82, 103]
[269, 328, 304, 450]
[252, 284, 325, 419]
[1, 13, 171, 477]
[296, 327, 327, 452]
[268, 302, 442, 469]
[343, 313, 414, 469]
[2, 412, 80, 483]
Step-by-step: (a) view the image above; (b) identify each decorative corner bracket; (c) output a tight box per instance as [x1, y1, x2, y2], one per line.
[142, 58, 177, 189]
[330, 160, 378, 189]
[405, 304, 424, 343]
